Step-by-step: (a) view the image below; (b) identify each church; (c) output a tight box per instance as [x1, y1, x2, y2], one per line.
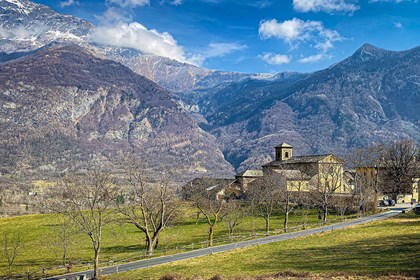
[184, 143, 351, 200]
[237, 143, 350, 194]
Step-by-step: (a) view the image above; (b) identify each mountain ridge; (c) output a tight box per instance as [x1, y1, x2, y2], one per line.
[0, 44, 235, 180]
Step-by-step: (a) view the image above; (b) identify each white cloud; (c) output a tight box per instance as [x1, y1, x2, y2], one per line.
[107, 0, 149, 8]
[171, 0, 183, 5]
[259, 17, 342, 63]
[59, 0, 79, 8]
[92, 0, 246, 65]
[260, 53, 291, 65]
[298, 53, 331, 63]
[0, 25, 42, 39]
[293, 0, 359, 13]
[394, 22, 403, 28]
[206, 43, 247, 57]
[259, 18, 321, 42]
[95, 7, 132, 24]
[259, 18, 342, 52]
[189, 42, 247, 65]
[89, 21, 187, 62]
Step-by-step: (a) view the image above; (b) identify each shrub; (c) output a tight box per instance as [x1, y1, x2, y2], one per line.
[160, 272, 183, 280]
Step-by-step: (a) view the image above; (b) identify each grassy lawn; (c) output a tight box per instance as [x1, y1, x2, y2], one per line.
[105, 212, 420, 280]
[0, 207, 356, 278]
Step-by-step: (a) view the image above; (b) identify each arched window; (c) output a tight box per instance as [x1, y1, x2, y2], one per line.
[285, 152, 289, 158]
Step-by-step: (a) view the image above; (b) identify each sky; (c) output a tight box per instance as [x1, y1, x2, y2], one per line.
[34, 0, 420, 73]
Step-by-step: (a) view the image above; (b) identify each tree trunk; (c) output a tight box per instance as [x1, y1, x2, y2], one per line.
[283, 211, 289, 233]
[154, 236, 159, 249]
[323, 206, 328, 224]
[145, 236, 153, 256]
[373, 191, 379, 214]
[265, 217, 270, 236]
[227, 222, 233, 240]
[208, 225, 214, 247]
[93, 247, 100, 280]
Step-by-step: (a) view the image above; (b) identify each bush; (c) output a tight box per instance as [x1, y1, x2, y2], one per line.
[160, 272, 183, 280]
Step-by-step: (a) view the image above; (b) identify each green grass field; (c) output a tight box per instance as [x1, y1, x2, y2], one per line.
[0, 207, 355, 278]
[105, 212, 420, 280]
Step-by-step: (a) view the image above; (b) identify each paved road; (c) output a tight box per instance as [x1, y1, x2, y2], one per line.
[45, 206, 411, 280]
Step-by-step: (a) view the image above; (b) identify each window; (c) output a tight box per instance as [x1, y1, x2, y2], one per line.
[285, 152, 289, 158]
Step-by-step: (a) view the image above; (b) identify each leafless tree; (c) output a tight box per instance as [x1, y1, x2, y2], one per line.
[276, 176, 305, 233]
[184, 180, 228, 247]
[117, 164, 181, 256]
[381, 139, 418, 200]
[346, 145, 384, 214]
[43, 170, 118, 279]
[49, 216, 78, 268]
[2, 232, 23, 279]
[223, 200, 245, 240]
[332, 195, 355, 221]
[309, 162, 343, 224]
[246, 176, 282, 236]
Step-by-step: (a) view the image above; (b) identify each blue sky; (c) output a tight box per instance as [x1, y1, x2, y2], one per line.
[35, 0, 420, 73]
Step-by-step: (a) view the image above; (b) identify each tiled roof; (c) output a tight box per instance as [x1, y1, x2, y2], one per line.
[271, 169, 311, 180]
[263, 154, 345, 167]
[275, 142, 293, 148]
[236, 170, 263, 177]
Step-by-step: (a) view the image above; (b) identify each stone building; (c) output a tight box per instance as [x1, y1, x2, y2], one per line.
[184, 142, 351, 199]
[255, 143, 348, 193]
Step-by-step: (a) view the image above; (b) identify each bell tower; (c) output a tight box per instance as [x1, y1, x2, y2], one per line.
[275, 143, 293, 161]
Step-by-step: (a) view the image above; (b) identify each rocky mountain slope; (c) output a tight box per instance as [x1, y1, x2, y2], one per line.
[192, 44, 420, 170]
[0, 0, 93, 52]
[0, 44, 234, 180]
[1, 0, 419, 176]
[0, 0, 258, 92]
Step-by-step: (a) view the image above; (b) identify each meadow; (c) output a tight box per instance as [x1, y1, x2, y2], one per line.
[105, 212, 420, 280]
[0, 206, 357, 278]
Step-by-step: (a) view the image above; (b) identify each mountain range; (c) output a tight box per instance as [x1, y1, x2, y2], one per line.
[0, 0, 419, 180]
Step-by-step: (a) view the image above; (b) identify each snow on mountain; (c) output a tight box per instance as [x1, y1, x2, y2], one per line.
[0, 0, 269, 92]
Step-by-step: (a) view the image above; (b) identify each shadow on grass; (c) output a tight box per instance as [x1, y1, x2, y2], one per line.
[258, 232, 420, 276]
[102, 244, 144, 254]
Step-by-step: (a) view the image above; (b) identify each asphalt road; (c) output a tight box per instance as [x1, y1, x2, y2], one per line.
[45, 206, 411, 280]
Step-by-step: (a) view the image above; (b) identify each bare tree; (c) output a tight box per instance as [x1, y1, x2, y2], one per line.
[117, 165, 180, 256]
[224, 201, 245, 240]
[2, 232, 23, 279]
[309, 162, 343, 224]
[184, 179, 229, 247]
[43, 170, 118, 279]
[332, 195, 355, 221]
[276, 176, 305, 233]
[246, 176, 282, 236]
[49, 216, 78, 269]
[381, 139, 418, 200]
[194, 194, 226, 247]
[346, 145, 385, 214]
